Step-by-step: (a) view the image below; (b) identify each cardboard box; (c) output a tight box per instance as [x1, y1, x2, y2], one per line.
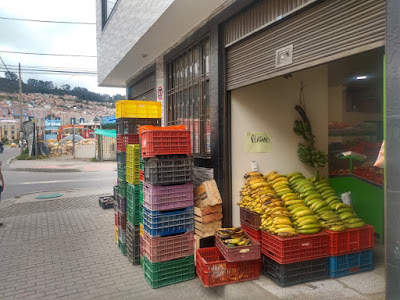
[194, 180, 222, 208]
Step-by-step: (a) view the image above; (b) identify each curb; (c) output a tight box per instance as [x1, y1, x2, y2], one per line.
[11, 168, 81, 173]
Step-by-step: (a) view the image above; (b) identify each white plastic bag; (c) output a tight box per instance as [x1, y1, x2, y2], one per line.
[374, 141, 384, 168]
[341, 191, 352, 207]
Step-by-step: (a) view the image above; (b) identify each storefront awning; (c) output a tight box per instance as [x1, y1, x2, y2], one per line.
[94, 129, 116, 138]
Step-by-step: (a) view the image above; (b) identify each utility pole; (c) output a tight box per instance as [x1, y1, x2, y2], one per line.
[18, 63, 23, 154]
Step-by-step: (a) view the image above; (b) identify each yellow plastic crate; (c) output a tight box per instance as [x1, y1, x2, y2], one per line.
[126, 144, 140, 184]
[140, 223, 144, 237]
[116, 100, 161, 119]
[115, 226, 118, 244]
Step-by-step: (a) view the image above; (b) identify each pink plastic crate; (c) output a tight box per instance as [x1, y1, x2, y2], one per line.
[143, 182, 194, 211]
[142, 231, 194, 263]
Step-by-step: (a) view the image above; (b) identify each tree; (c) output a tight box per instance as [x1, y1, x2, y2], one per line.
[113, 94, 125, 101]
[5, 71, 18, 81]
[61, 84, 71, 91]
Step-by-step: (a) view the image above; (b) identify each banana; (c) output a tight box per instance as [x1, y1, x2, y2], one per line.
[318, 186, 333, 193]
[223, 238, 241, 244]
[270, 206, 286, 214]
[294, 209, 314, 218]
[344, 218, 363, 224]
[304, 193, 322, 202]
[306, 198, 323, 206]
[347, 221, 365, 228]
[275, 227, 296, 233]
[337, 208, 354, 214]
[315, 206, 331, 214]
[250, 182, 269, 190]
[299, 186, 316, 194]
[297, 228, 320, 234]
[285, 199, 304, 206]
[268, 173, 282, 182]
[291, 206, 310, 214]
[339, 212, 355, 220]
[274, 185, 291, 192]
[271, 177, 288, 184]
[328, 225, 347, 232]
[315, 182, 330, 190]
[287, 204, 306, 211]
[322, 192, 338, 200]
[287, 172, 302, 180]
[298, 219, 320, 227]
[282, 195, 299, 202]
[298, 224, 321, 230]
[329, 201, 342, 209]
[296, 215, 318, 223]
[335, 203, 351, 210]
[277, 190, 292, 197]
[275, 224, 292, 229]
[313, 201, 328, 211]
[325, 196, 341, 203]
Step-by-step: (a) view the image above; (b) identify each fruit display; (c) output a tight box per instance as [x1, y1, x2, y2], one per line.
[288, 172, 366, 231]
[216, 228, 251, 247]
[266, 172, 321, 235]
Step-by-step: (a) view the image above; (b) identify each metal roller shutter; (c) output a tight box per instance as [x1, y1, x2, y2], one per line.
[128, 73, 156, 101]
[226, 0, 385, 90]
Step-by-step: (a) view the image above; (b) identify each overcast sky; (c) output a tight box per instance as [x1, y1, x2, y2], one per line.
[0, 0, 125, 96]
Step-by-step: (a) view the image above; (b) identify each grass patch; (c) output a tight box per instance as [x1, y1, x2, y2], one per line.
[16, 153, 49, 160]
[90, 157, 99, 162]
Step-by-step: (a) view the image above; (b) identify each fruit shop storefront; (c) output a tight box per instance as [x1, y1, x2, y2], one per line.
[220, 0, 389, 296]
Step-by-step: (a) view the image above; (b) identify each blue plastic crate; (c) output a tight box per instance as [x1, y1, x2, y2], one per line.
[329, 249, 374, 278]
[143, 206, 194, 237]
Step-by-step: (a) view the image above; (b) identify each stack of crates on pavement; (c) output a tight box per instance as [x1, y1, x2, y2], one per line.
[324, 225, 374, 278]
[140, 125, 195, 288]
[115, 100, 161, 257]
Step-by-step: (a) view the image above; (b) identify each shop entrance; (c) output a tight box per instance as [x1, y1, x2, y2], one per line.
[229, 48, 384, 297]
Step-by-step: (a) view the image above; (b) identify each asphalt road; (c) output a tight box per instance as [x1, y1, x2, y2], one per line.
[0, 147, 116, 201]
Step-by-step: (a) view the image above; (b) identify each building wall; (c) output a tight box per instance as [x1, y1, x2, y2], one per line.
[96, 0, 174, 84]
[230, 65, 329, 226]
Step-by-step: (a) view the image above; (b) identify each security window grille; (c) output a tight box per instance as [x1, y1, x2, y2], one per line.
[167, 37, 211, 157]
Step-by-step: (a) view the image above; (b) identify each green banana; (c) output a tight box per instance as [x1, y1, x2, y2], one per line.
[325, 196, 341, 203]
[344, 218, 364, 224]
[287, 172, 303, 180]
[346, 221, 365, 228]
[316, 206, 331, 214]
[322, 192, 338, 200]
[291, 206, 309, 214]
[298, 224, 321, 230]
[313, 201, 328, 211]
[297, 228, 320, 234]
[305, 194, 321, 202]
[339, 212, 355, 220]
[328, 225, 347, 232]
[335, 203, 351, 210]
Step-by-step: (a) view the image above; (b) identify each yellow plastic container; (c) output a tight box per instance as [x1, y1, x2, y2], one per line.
[126, 144, 140, 184]
[114, 226, 118, 244]
[116, 100, 161, 119]
[140, 223, 144, 237]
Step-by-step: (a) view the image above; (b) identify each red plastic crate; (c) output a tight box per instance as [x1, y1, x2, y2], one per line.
[324, 225, 374, 256]
[115, 212, 118, 227]
[196, 247, 260, 287]
[140, 170, 144, 182]
[116, 134, 139, 152]
[215, 233, 260, 262]
[141, 231, 194, 263]
[240, 207, 261, 230]
[241, 223, 261, 242]
[118, 211, 127, 231]
[261, 230, 329, 264]
[140, 130, 191, 157]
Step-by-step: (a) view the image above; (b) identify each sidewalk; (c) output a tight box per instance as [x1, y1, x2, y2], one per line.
[8, 156, 116, 172]
[0, 192, 385, 300]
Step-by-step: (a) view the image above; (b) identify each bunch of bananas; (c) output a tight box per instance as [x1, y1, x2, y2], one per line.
[290, 173, 366, 231]
[238, 172, 276, 215]
[270, 172, 322, 234]
[259, 194, 298, 237]
[217, 228, 251, 247]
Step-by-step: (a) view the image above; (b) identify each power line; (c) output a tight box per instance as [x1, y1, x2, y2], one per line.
[0, 56, 10, 73]
[0, 67, 97, 76]
[0, 16, 95, 25]
[7, 64, 96, 72]
[0, 50, 97, 58]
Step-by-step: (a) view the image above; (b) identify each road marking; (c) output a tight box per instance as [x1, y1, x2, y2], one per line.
[10, 178, 113, 186]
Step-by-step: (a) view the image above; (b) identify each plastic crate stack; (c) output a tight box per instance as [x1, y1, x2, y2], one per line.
[115, 100, 161, 257]
[140, 125, 195, 289]
[260, 229, 330, 286]
[324, 225, 374, 278]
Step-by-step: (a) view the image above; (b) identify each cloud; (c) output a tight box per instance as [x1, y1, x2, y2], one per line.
[0, 0, 125, 96]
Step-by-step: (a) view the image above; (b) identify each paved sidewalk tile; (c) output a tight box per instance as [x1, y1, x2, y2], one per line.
[0, 195, 229, 300]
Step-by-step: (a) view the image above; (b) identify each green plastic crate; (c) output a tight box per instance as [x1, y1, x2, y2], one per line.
[118, 178, 127, 197]
[118, 239, 127, 256]
[143, 255, 195, 289]
[117, 163, 126, 181]
[140, 255, 144, 268]
[127, 183, 141, 225]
